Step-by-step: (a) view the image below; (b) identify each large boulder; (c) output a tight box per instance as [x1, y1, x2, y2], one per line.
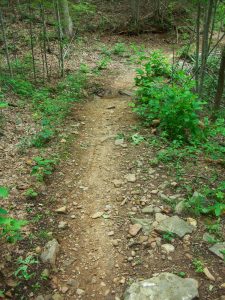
[124, 273, 199, 300]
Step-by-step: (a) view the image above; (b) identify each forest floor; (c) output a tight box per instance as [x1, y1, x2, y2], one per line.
[1, 32, 225, 300]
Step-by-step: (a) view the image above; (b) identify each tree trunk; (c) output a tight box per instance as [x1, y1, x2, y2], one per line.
[199, 0, 214, 96]
[213, 45, 225, 116]
[131, 0, 140, 28]
[59, 0, 73, 38]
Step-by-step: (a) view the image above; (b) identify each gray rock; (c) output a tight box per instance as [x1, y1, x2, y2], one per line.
[161, 244, 175, 253]
[124, 272, 199, 300]
[58, 221, 68, 229]
[41, 239, 59, 266]
[125, 174, 136, 183]
[115, 139, 124, 146]
[175, 200, 186, 214]
[51, 294, 64, 300]
[155, 213, 169, 223]
[35, 296, 45, 300]
[112, 179, 123, 188]
[155, 216, 194, 238]
[142, 206, 154, 214]
[131, 218, 153, 234]
[209, 243, 225, 259]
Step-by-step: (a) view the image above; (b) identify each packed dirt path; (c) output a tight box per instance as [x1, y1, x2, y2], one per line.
[53, 70, 136, 299]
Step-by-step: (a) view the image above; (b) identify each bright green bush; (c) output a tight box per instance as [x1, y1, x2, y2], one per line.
[133, 51, 205, 141]
[0, 187, 27, 243]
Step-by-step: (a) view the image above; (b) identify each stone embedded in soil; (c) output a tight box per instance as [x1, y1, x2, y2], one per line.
[115, 139, 124, 146]
[112, 179, 123, 188]
[76, 288, 85, 296]
[175, 200, 186, 214]
[209, 242, 225, 259]
[203, 267, 215, 281]
[91, 211, 104, 219]
[40, 239, 60, 267]
[131, 217, 153, 234]
[155, 216, 194, 238]
[129, 223, 142, 236]
[52, 293, 64, 300]
[124, 272, 199, 300]
[125, 173, 136, 183]
[161, 244, 175, 253]
[58, 221, 68, 229]
[55, 206, 67, 214]
[142, 205, 154, 214]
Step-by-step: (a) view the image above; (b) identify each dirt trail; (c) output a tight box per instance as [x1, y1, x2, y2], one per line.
[54, 70, 136, 299]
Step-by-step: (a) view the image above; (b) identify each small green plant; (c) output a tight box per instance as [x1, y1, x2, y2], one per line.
[186, 182, 225, 217]
[32, 282, 41, 291]
[0, 290, 4, 297]
[112, 43, 127, 56]
[31, 156, 56, 181]
[176, 271, 186, 278]
[206, 219, 222, 236]
[131, 133, 145, 145]
[14, 256, 38, 280]
[115, 133, 125, 140]
[162, 231, 176, 242]
[96, 56, 111, 70]
[0, 187, 27, 243]
[31, 128, 54, 148]
[220, 249, 225, 261]
[24, 188, 38, 199]
[192, 259, 204, 273]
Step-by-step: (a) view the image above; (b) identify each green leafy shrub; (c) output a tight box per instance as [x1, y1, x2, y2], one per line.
[31, 128, 54, 148]
[133, 51, 205, 141]
[0, 187, 27, 243]
[31, 156, 56, 181]
[14, 255, 38, 280]
[185, 182, 225, 217]
[24, 188, 38, 199]
[112, 43, 127, 56]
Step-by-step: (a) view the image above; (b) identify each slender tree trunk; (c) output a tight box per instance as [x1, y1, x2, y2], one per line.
[59, 0, 73, 38]
[199, 0, 214, 96]
[195, 0, 201, 92]
[0, 10, 13, 77]
[40, 3, 49, 78]
[55, 0, 64, 77]
[29, 0, 36, 81]
[213, 45, 225, 117]
[131, 0, 140, 29]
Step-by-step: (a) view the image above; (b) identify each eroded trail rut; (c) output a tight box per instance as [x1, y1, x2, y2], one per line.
[53, 72, 136, 300]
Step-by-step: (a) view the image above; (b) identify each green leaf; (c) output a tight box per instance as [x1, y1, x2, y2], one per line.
[0, 101, 8, 109]
[0, 208, 8, 215]
[0, 187, 9, 199]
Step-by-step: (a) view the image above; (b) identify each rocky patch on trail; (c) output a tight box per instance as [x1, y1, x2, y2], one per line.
[124, 272, 199, 300]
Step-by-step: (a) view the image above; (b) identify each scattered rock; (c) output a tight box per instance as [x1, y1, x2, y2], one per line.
[129, 224, 142, 236]
[155, 216, 194, 238]
[155, 213, 169, 223]
[131, 217, 153, 234]
[40, 239, 60, 266]
[175, 200, 186, 214]
[209, 243, 225, 259]
[115, 139, 124, 146]
[76, 289, 85, 296]
[51, 293, 64, 300]
[203, 267, 215, 281]
[187, 217, 197, 227]
[67, 279, 77, 287]
[35, 296, 45, 300]
[55, 206, 67, 214]
[91, 211, 104, 219]
[151, 190, 158, 194]
[142, 205, 154, 214]
[58, 221, 68, 229]
[112, 179, 123, 188]
[124, 272, 199, 300]
[161, 244, 175, 253]
[125, 174, 136, 183]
